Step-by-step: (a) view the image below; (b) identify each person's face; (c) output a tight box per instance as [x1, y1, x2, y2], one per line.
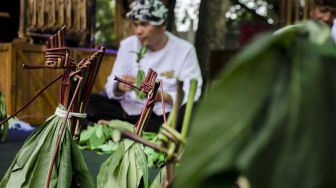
[310, 5, 336, 27]
[133, 20, 166, 50]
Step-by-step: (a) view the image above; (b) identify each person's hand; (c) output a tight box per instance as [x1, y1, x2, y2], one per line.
[156, 91, 173, 105]
[118, 75, 135, 92]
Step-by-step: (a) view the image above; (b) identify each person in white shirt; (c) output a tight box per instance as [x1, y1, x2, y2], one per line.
[86, 0, 203, 132]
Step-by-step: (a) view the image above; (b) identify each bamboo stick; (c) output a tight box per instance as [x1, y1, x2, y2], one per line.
[286, 0, 292, 25]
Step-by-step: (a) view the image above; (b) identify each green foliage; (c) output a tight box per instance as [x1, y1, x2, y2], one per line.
[142, 132, 166, 168]
[95, 0, 116, 48]
[175, 21, 336, 188]
[0, 91, 8, 142]
[132, 45, 148, 99]
[97, 140, 149, 188]
[79, 122, 166, 168]
[149, 167, 166, 188]
[79, 120, 134, 154]
[0, 105, 94, 188]
[135, 69, 147, 99]
[137, 46, 148, 63]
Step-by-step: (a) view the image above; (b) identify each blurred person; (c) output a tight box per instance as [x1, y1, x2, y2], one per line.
[310, 0, 336, 41]
[310, 0, 336, 27]
[86, 0, 203, 132]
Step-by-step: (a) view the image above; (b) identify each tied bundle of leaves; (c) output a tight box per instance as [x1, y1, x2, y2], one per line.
[97, 70, 161, 188]
[0, 105, 94, 188]
[0, 27, 104, 188]
[133, 45, 148, 99]
[0, 91, 8, 142]
[175, 21, 336, 188]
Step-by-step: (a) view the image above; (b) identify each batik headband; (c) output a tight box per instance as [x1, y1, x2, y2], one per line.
[126, 0, 168, 26]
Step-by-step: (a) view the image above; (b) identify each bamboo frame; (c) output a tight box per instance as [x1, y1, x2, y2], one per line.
[280, 0, 312, 26]
[19, 0, 94, 46]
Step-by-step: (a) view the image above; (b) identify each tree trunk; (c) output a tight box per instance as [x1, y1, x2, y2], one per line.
[195, 0, 230, 88]
[166, 0, 176, 32]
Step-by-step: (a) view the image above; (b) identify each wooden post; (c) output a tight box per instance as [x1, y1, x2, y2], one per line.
[303, 0, 309, 20]
[18, 0, 26, 39]
[286, 0, 292, 25]
[115, 0, 133, 46]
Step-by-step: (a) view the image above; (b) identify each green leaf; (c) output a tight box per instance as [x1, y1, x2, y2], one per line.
[135, 69, 147, 100]
[107, 120, 134, 132]
[78, 120, 134, 154]
[139, 46, 148, 59]
[150, 167, 166, 188]
[97, 141, 125, 187]
[134, 143, 149, 188]
[175, 21, 336, 188]
[89, 129, 106, 149]
[136, 45, 148, 63]
[97, 141, 149, 188]
[96, 140, 119, 154]
[96, 125, 104, 138]
[79, 125, 96, 144]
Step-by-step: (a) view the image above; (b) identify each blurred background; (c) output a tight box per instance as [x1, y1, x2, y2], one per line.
[0, 0, 315, 128]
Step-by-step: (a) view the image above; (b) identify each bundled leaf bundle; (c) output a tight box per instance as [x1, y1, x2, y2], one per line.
[0, 90, 8, 142]
[97, 69, 160, 188]
[175, 21, 336, 188]
[0, 26, 105, 188]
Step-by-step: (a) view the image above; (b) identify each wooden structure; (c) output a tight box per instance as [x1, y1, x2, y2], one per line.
[0, 42, 116, 125]
[279, 0, 312, 25]
[18, 0, 95, 46]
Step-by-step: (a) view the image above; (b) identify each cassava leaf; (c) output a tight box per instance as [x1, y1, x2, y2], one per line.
[96, 125, 104, 138]
[135, 69, 147, 100]
[107, 120, 134, 132]
[79, 126, 96, 143]
[97, 141, 125, 188]
[0, 105, 94, 188]
[79, 120, 134, 153]
[89, 129, 106, 149]
[97, 140, 149, 188]
[150, 167, 166, 188]
[96, 140, 119, 154]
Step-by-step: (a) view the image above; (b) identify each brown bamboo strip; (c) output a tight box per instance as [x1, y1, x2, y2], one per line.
[45, 75, 83, 188]
[16, 50, 56, 105]
[121, 130, 167, 153]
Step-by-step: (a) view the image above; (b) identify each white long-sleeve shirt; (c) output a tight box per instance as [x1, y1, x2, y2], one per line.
[105, 31, 203, 116]
[331, 19, 336, 42]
